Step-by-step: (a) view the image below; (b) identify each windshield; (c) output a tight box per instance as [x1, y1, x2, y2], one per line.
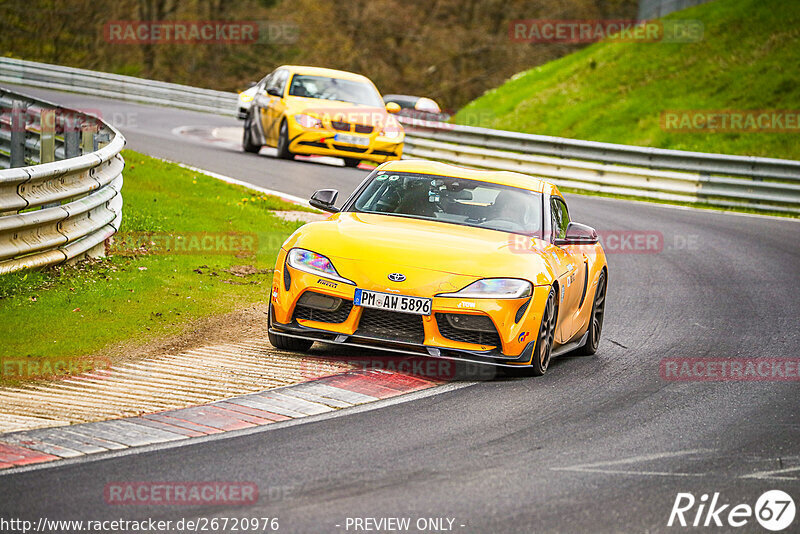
[288, 75, 384, 107]
[351, 171, 543, 236]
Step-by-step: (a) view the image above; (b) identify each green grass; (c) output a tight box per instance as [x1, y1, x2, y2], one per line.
[0, 150, 315, 385]
[454, 0, 800, 161]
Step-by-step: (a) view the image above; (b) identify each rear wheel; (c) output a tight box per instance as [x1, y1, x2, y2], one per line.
[575, 270, 606, 355]
[242, 112, 261, 153]
[276, 120, 294, 159]
[529, 288, 556, 376]
[343, 157, 361, 168]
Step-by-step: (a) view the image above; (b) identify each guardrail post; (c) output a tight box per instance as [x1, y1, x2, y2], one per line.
[93, 132, 111, 152]
[81, 123, 96, 154]
[63, 109, 80, 159]
[40, 108, 56, 164]
[10, 100, 26, 168]
[64, 127, 80, 159]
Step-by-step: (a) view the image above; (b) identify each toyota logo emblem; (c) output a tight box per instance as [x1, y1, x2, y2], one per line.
[387, 273, 406, 282]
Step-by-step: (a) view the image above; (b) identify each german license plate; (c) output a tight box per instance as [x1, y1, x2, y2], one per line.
[354, 289, 432, 316]
[334, 133, 370, 146]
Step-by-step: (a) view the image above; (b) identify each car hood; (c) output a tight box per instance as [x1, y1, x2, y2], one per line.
[284, 212, 556, 286]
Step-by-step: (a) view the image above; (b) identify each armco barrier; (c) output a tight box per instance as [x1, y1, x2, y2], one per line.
[397, 117, 800, 214]
[0, 87, 124, 274]
[2, 57, 798, 214]
[0, 57, 237, 116]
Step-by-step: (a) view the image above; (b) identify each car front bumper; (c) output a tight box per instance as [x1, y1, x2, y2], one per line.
[287, 122, 403, 163]
[270, 257, 551, 368]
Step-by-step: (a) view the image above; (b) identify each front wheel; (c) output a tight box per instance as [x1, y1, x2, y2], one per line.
[268, 302, 312, 351]
[268, 330, 313, 352]
[242, 113, 261, 153]
[276, 121, 294, 160]
[529, 287, 557, 376]
[575, 270, 606, 355]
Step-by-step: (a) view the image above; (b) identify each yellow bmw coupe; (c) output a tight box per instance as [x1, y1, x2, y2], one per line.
[242, 65, 404, 166]
[269, 160, 608, 375]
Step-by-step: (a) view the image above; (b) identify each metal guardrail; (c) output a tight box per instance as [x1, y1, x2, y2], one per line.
[0, 57, 237, 116]
[638, 0, 712, 20]
[398, 117, 800, 213]
[0, 87, 125, 274]
[2, 57, 798, 214]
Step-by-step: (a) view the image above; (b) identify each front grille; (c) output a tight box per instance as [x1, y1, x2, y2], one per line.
[355, 308, 425, 344]
[354, 124, 373, 134]
[331, 121, 351, 131]
[297, 141, 328, 148]
[333, 144, 367, 153]
[371, 149, 396, 156]
[435, 314, 502, 348]
[294, 300, 353, 324]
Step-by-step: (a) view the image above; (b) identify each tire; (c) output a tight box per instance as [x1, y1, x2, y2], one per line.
[267, 302, 313, 351]
[343, 157, 361, 168]
[242, 112, 261, 153]
[268, 330, 313, 352]
[575, 270, 607, 356]
[529, 287, 557, 376]
[276, 120, 294, 160]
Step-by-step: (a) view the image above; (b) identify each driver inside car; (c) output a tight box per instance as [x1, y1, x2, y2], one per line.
[486, 189, 530, 230]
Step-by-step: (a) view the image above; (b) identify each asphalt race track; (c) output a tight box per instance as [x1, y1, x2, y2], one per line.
[1, 85, 799, 533]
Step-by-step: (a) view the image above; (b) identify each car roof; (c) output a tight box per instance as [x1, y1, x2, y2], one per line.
[278, 65, 371, 83]
[376, 160, 560, 196]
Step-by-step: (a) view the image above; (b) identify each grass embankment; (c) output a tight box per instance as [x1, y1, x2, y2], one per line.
[0, 150, 316, 385]
[455, 0, 800, 160]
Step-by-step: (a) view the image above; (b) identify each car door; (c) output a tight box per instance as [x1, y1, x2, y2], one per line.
[260, 69, 289, 146]
[549, 196, 586, 343]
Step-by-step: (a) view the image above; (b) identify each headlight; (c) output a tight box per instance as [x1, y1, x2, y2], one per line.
[239, 92, 254, 103]
[287, 248, 354, 285]
[380, 119, 403, 139]
[294, 114, 323, 129]
[437, 278, 532, 299]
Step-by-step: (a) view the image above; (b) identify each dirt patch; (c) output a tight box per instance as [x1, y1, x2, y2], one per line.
[89, 302, 273, 366]
[223, 265, 274, 277]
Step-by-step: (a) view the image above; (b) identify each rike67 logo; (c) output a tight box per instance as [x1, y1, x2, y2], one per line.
[668, 490, 795, 531]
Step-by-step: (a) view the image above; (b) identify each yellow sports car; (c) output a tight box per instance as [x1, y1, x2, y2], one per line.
[242, 65, 404, 167]
[269, 160, 608, 375]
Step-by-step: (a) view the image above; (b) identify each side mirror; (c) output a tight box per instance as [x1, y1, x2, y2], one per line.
[555, 222, 599, 245]
[385, 102, 401, 114]
[266, 87, 282, 97]
[310, 189, 339, 213]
